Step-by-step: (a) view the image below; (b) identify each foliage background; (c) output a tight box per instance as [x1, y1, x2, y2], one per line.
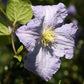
[0, 0, 84, 84]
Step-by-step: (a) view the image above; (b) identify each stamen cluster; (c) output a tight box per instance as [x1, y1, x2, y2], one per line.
[41, 27, 56, 47]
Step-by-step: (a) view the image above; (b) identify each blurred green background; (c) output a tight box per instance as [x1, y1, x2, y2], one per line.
[0, 0, 84, 84]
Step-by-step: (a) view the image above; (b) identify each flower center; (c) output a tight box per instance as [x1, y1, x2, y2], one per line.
[41, 27, 56, 47]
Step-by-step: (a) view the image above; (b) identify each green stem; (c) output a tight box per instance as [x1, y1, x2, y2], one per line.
[11, 27, 17, 55]
[0, 8, 7, 17]
[11, 21, 17, 55]
[0, 8, 12, 25]
[0, 8, 18, 55]
[13, 20, 16, 27]
[58, 80, 61, 84]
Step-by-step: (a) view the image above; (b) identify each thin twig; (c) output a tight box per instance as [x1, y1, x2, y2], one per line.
[0, 8, 7, 17]
[11, 27, 17, 55]
[58, 80, 61, 84]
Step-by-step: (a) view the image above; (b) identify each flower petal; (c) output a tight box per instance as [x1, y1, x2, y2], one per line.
[53, 22, 78, 59]
[55, 22, 78, 41]
[67, 5, 76, 16]
[52, 44, 65, 57]
[24, 45, 61, 81]
[52, 44, 74, 59]
[16, 18, 42, 52]
[43, 3, 68, 28]
[32, 3, 68, 28]
[65, 48, 74, 59]
[31, 5, 45, 19]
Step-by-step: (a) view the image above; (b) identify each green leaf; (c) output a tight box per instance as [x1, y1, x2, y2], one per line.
[14, 55, 22, 62]
[0, 13, 11, 27]
[0, 23, 10, 35]
[6, 0, 33, 24]
[58, 80, 61, 84]
[17, 45, 23, 53]
[0, 15, 11, 45]
[0, 13, 11, 36]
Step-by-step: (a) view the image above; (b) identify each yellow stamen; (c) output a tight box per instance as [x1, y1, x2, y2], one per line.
[41, 27, 56, 47]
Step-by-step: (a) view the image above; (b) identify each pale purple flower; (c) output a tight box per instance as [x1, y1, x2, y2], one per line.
[16, 3, 78, 81]
[8, 26, 11, 33]
[67, 5, 76, 16]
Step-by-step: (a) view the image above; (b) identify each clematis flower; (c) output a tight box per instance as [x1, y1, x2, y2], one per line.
[16, 3, 78, 81]
[67, 5, 76, 16]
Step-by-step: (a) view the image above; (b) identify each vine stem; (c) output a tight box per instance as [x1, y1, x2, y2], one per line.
[11, 30, 17, 55]
[11, 21, 24, 55]
[0, 8, 19, 55]
[11, 21, 17, 55]
[0, 8, 7, 17]
[58, 80, 61, 84]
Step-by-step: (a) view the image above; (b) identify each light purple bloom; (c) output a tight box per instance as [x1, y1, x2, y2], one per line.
[16, 3, 78, 81]
[8, 26, 11, 33]
[67, 5, 76, 16]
